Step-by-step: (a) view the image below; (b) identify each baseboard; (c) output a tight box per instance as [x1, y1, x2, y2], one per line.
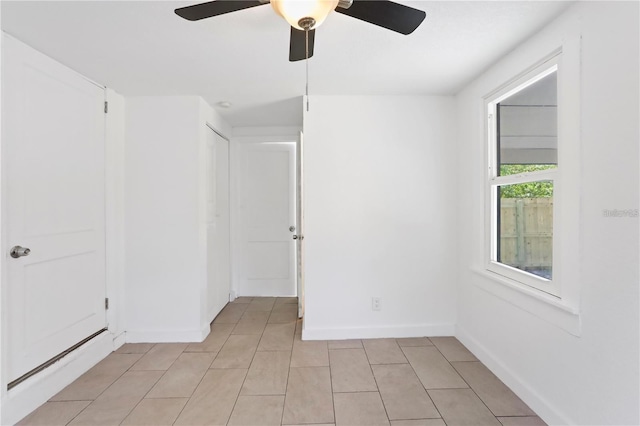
[112, 331, 126, 351]
[455, 326, 572, 425]
[125, 325, 210, 343]
[302, 323, 455, 340]
[1, 332, 115, 425]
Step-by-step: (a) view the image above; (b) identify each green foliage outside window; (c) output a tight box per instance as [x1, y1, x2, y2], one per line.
[499, 165, 554, 198]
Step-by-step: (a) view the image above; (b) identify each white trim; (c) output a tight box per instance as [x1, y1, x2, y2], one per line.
[472, 268, 580, 335]
[485, 57, 560, 296]
[105, 89, 126, 339]
[456, 326, 573, 426]
[483, 36, 581, 306]
[301, 324, 456, 341]
[489, 169, 557, 187]
[486, 259, 556, 296]
[1, 332, 115, 426]
[487, 59, 559, 106]
[125, 324, 210, 344]
[0, 23, 5, 425]
[112, 331, 126, 351]
[229, 138, 240, 299]
[552, 33, 582, 307]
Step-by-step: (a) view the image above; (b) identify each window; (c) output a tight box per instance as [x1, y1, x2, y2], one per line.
[487, 60, 560, 296]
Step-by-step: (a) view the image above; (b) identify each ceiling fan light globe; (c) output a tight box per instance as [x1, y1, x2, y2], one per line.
[271, 0, 338, 30]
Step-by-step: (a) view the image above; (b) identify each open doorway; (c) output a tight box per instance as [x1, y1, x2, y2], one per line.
[233, 141, 297, 297]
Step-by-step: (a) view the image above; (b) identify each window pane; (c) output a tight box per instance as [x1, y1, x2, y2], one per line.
[498, 71, 557, 176]
[497, 182, 553, 280]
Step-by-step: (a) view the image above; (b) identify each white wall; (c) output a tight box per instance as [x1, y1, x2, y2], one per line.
[455, 2, 639, 425]
[302, 96, 457, 339]
[124, 96, 230, 342]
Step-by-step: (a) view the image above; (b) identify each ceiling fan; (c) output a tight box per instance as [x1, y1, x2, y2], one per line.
[175, 0, 426, 61]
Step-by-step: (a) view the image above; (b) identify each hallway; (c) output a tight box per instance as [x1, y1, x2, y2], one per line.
[19, 297, 545, 425]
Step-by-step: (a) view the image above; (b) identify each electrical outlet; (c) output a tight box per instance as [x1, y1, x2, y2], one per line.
[372, 297, 381, 311]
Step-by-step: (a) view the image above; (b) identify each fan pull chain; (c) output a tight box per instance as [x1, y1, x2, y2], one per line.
[305, 28, 309, 112]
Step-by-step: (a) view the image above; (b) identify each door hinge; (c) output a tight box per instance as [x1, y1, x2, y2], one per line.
[104, 101, 108, 114]
[105, 298, 109, 310]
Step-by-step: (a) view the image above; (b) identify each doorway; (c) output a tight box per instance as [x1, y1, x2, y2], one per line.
[234, 141, 298, 298]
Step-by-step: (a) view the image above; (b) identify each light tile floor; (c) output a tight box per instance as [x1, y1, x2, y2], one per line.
[18, 297, 547, 426]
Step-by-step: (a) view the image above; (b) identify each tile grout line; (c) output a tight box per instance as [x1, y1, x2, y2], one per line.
[448, 361, 506, 421]
[429, 340, 502, 423]
[180, 339, 219, 401]
[133, 342, 189, 416]
[65, 402, 94, 426]
[121, 365, 166, 425]
[279, 314, 302, 424]
[496, 415, 545, 418]
[361, 341, 390, 425]
[95, 349, 165, 425]
[138, 396, 191, 400]
[398, 345, 445, 423]
[172, 309, 236, 425]
[327, 341, 338, 426]
[62, 349, 154, 426]
[279, 326, 294, 425]
[225, 302, 275, 426]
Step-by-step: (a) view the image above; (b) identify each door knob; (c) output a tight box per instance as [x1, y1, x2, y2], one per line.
[10, 246, 31, 258]
[292, 235, 298, 240]
[289, 226, 296, 232]
[292, 235, 304, 240]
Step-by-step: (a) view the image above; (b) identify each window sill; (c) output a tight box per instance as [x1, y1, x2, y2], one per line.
[471, 268, 581, 336]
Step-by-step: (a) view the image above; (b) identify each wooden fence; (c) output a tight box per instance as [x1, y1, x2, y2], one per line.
[499, 198, 553, 275]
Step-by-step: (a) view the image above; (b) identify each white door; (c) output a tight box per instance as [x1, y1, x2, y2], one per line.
[207, 129, 231, 320]
[3, 36, 107, 383]
[238, 143, 296, 296]
[296, 132, 305, 318]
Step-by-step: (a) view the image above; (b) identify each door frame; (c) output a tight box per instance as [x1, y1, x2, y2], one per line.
[296, 131, 305, 318]
[229, 131, 301, 300]
[0, 33, 125, 425]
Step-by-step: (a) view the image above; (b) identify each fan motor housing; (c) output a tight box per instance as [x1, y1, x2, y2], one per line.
[298, 17, 316, 30]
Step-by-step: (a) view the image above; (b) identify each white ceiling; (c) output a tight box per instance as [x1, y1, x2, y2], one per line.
[1, 1, 573, 127]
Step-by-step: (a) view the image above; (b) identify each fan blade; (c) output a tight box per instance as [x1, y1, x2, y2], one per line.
[289, 27, 316, 62]
[335, 0, 425, 35]
[175, 0, 265, 21]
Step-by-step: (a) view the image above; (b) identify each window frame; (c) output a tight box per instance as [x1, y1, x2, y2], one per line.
[485, 56, 561, 297]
